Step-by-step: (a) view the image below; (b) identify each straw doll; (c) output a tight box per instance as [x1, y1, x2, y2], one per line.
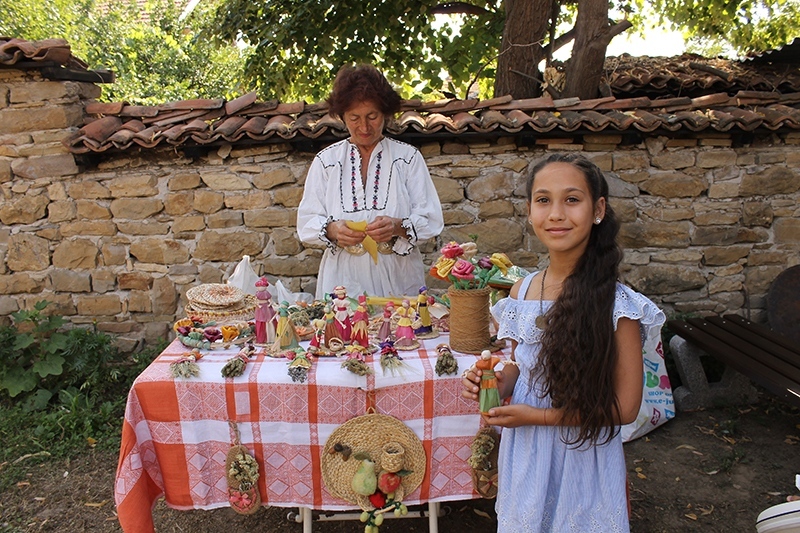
[332, 285, 353, 342]
[376, 302, 395, 342]
[475, 350, 502, 414]
[392, 299, 419, 350]
[351, 295, 370, 348]
[323, 304, 342, 350]
[254, 276, 276, 345]
[272, 300, 301, 352]
[413, 286, 438, 339]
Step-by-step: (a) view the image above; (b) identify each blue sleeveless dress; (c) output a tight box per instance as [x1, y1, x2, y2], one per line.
[490, 272, 665, 532]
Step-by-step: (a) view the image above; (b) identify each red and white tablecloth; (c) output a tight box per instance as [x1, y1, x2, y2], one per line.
[115, 335, 493, 532]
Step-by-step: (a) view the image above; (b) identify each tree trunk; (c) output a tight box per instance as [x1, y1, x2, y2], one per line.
[562, 0, 631, 99]
[494, 0, 552, 99]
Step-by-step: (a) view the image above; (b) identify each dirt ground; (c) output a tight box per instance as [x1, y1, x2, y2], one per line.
[1, 391, 798, 533]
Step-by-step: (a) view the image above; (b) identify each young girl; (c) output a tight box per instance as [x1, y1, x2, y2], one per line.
[462, 153, 664, 532]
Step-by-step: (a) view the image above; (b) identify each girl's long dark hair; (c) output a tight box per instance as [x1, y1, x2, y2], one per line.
[525, 153, 624, 446]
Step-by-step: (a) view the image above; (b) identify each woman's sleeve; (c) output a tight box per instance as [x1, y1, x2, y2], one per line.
[393, 149, 443, 254]
[296, 155, 337, 250]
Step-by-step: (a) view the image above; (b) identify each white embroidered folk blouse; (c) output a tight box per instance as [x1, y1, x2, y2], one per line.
[297, 137, 443, 299]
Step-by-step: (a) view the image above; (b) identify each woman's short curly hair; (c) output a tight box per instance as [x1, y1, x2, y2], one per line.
[327, 64, 402, 118]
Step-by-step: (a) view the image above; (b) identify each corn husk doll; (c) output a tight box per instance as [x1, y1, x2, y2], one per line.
[272, 300, 301, 352]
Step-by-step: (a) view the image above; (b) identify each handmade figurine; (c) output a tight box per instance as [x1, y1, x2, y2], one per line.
[434, 343, 458, 376]
[272, 300, 301, 352]
[287, 349, 312, 383]
[376, 301, 395, 342]
[476, 349, 502, 414]
[307, 318, 327, 355]
[392, 299, 419, 350]
[350, 295, 370, 348]
[254, 276, 276, 345]
[413, 285, 438, 339]
[221, 341, 256, 378]
[170, 348, 203, 379]
[379, 339, 409, 376]
[341, 344, 372, 376]
[323, 304, 343, 351]
[332, 285, 353, 342]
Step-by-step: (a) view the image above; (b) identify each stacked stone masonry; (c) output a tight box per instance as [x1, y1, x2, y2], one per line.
[1, 70, 799, 351]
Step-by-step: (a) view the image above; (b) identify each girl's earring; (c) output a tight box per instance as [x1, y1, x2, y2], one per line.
[594, 217, 602, 224]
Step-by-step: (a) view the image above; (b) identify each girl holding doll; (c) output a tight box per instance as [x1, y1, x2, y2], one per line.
[462, 153, 664, 532]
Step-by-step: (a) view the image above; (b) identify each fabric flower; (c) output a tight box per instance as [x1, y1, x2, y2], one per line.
[490, 253, 513, 276]
[460, 241, 478, 260]
[477, 256, 493, 269]
[441, 241, 464, 259]
[451, 258, 476, 280]
[429, 264, 447, 281]
[434, 256, 456, 278]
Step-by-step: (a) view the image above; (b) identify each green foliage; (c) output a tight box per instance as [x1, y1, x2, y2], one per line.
[0, 0, 250, 104]
[646, 0, 800, 56]
[0, 306, 163, 492]
[0, 301, 157, 410]
[210, 0, 504, 101]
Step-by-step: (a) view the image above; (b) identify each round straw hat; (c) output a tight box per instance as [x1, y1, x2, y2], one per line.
[321, 413, 426, 509]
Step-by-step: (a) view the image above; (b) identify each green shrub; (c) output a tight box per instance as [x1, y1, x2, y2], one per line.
[0, 302, 164, 491]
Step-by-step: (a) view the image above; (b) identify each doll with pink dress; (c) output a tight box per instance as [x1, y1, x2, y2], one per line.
[254, 277, 276, 345]
[376, 302, 395, 342]
[392, 298, 419, 350]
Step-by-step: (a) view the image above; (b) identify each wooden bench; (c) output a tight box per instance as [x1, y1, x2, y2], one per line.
[668, 314, 800, 410]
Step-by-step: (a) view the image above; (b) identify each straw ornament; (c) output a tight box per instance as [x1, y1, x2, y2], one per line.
[321, 413, 425, 511]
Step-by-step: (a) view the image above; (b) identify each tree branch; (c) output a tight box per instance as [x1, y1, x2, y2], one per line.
[606, 19, 633, 41]
[510, 68, 562, 98]
[542, 28, 576, 59]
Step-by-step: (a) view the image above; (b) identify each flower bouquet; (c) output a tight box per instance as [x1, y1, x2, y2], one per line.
[429, 241, 513, 290]
[429, 242, 512, 354]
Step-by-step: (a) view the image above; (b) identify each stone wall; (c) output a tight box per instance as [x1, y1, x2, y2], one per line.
[2, 70, 799, 351]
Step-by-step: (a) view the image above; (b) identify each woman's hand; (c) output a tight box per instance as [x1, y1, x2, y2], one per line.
[327, 220, 365, 247]
[365, 216, 402, 243]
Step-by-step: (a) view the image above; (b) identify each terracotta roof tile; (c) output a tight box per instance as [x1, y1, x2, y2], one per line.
[50, 53, 799, 154]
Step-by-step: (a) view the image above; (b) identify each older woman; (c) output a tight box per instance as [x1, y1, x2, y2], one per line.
[297, 64, 443, 299]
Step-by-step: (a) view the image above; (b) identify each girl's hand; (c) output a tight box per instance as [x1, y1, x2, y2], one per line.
[327, 220, 365, 247]
[365, 216, 402, 243]
[460, 367, 482, 402]
[496, 365, 519, 399]
[482, 404, 535, 428]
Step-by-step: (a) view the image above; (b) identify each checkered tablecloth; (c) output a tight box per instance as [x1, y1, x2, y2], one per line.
[115, 335, 495, 532]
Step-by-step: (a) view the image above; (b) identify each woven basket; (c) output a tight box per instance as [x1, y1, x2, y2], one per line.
[184, 294, 258, 323]
[187, 283, 246, 308]
[448, 286, 493, 354]
[321, 413, 425, 510]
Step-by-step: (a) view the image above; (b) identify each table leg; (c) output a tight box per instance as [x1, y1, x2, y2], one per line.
[427, 501, 439, 533]
[301, 506, 312, 533]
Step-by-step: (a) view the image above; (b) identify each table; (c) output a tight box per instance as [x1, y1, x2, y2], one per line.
[114, 334, 492, 532]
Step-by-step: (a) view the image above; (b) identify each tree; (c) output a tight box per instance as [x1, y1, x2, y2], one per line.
[209, 0, 800, 101]
[0, 0, 250, 104]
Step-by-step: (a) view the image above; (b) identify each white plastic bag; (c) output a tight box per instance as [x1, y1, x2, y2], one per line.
[621, 329, 675, 442]
[227, 256, 260, 296]
[273, 280, 313, 306]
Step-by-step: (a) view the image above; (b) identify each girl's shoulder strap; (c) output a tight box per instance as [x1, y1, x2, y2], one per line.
[515, 271, 538, 300]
